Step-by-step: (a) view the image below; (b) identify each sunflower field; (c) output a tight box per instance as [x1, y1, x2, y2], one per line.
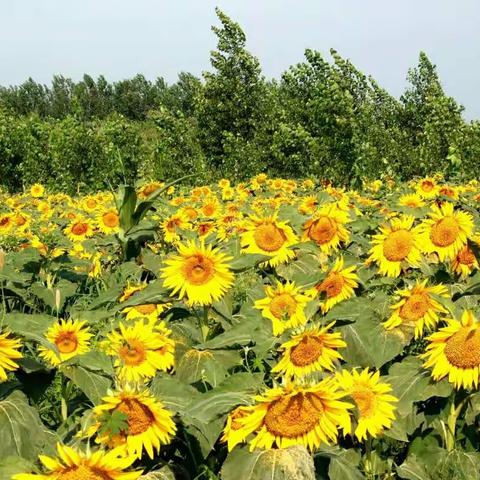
[2, 175, 480, 480]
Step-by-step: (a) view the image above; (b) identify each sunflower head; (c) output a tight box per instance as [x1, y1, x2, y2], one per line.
[313, 257, 359, 313]
[39, 319, 92, 367]
[272, 322, 346, 378]
[422, 310, 480, 389]
[0, 329, 23, 382]
[161, 240, 234, 306]
[12, 442, 142, 480]
[255, 281, 310, 336]
[336, 368, 398, 441]
[90, 387, 176, 459]
[383, 280, 448, 338]
[223, 379, 352, 452]
[241, 215, 298, 267]
[105, 320, 175, 383]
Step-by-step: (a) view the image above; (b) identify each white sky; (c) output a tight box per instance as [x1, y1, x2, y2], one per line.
[1, 0, 479, 119]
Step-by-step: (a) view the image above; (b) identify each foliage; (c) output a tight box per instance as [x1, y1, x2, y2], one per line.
[1, 10, 479, 193]
[1, 175, 480, 479]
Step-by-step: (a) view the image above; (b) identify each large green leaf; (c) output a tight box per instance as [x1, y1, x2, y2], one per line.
[175, 348, 241, 387]
[339, 314, 406, 368]
[316, 446, 364, 480]
[188, 373, 264, 423]
[0, 390, 56, 461]
[150, 373, 200, 414]
[221, 446, 315, 480]
[62, 365, 112, 405]
[386, 357, 452, 416]
[0, 456, 35, 478]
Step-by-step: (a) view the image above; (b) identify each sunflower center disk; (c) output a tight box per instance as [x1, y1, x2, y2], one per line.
[115, 398, 155, 435]
[183, 254, 215, 285]
[383, 229, 413, 262]
[444, 328, 480, 369]
[253, 223, 286, 252]
[102, 213, 119, 228]
[421, 181, 434, 192]
[59, 464, 109, 480]
[269, 293, 297, 319]
[430, 217, 460, 247]
[457, 247, 475, 265]
[308, 217, 337, 245]
[290, 336, 324, 366]
[55, 332, 79, 354]
[400, 293, 430, 321]
[352, 386, 377, 418]
[317, 273, 345, 298]
[264, 393, 322, 438]
[135, 304, 157, 315]
[119, 341, 146, 366]
[71, 223, 89, 236]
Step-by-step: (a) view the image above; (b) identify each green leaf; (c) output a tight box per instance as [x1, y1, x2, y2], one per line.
[0, 456, 36, 478]
[98, 410, 128, 436]
[221, 445, 315, 480]
[317, 446, 364, 480]
[0, 390, 57, 461]
[175, 348, 241, 387]
[62, 365, 111, 405]
[339, 314, 406, 368]
[386, 357, 452, 416]
[188, 373, 264, 423]
[150, 373, 200, 414]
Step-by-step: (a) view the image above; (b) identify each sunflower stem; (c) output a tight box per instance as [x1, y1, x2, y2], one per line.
[364, 436, 373, 476]
[445, 392, 472, 452]
[200, 305, 210, 342]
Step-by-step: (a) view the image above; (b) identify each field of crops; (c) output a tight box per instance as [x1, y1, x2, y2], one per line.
[1, 175, 480, 479]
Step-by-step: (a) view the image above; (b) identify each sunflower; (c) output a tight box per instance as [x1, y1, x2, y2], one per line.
[82, 195, 101, 212]
[38, 319, 92, 367]
[161, 212, 190, 243]
[312, 257, 359, 313]
[0, 330, 22, 382]
[97, 209, 120, 234]
[421, 310, 480, 389]
[438, 185, 459, 200]
[122, 303, 171, 323]
[119, 283, 147, 303]
[12, 211, 32, 232]
[271, 322, 346, 378]
[416, 177, 439, 198]
[451, 245, 479, 277]
[336, 368, 397, 441]
[105, 320, 174, 383]
[161, 240, 234, 306]
[30, 183, 45, 198]
[241, 214, 298, 267]
[302, 204, 350, 253]
[254, 282, 310, 336]
[398, 193, 425, 209]
[367, 215, 422, 277]
[64, 216, 95, 242]
[298, 195, 318, 215]
[419, 202, 474, 261]
[0, 213, 13, 236]
[88, 387, 176, 459]
[12, 442, 141, 480]
[383, 280, 449, 338]
[222, 379, 352, 452]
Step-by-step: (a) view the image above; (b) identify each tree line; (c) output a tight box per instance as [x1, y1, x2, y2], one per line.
[1, 8, 478, 193]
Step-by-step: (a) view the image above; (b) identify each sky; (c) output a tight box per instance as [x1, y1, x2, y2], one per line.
[1, 0, 479, 119]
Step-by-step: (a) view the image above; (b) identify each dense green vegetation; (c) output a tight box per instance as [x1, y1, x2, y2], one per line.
[1, 8, 478, 193]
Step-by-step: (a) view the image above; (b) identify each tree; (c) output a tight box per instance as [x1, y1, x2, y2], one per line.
[196, 8, 268, 176]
